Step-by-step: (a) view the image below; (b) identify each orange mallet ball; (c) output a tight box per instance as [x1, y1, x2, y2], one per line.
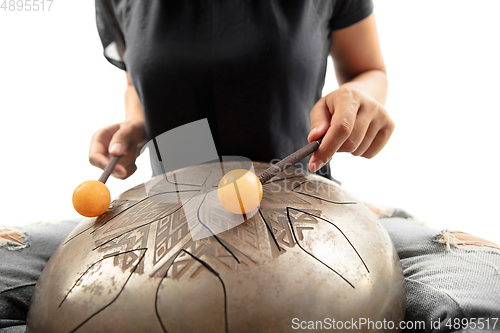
[218, 169, 263, 215]
[72, 180, 111, 217]
[72, 155, 120, 218]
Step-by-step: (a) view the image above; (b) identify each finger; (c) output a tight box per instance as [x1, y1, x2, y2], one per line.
[361, 124, 394, 159]
[111, 162, 129, 178]
[108, 125, 130, 156]
[309, 96, 359, 172]
[112, 144, 140, 177]
[308, 97, 330, 143]
[89, 152, 109, 171]
[308, 151, 328, 173]
[108, 121, 145, 157]
[89, 124, 121, 170]
[113, 162, 137, 179]
[351, 120, 380, 157]
[106, 124, 139, 176]
[337, 104, 372, 153]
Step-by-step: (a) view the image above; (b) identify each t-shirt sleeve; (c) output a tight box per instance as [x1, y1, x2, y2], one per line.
[95, 0, 127, 71]
[329, 0, 374, 31]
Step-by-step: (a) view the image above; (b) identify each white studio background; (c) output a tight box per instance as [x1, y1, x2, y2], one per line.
[1, 1, 499, 244]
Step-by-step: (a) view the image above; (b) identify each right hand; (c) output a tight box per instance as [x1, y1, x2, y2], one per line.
[89, 120, 146, 179]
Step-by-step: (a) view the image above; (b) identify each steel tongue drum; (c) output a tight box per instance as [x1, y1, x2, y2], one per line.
[28, 160, 405, 333]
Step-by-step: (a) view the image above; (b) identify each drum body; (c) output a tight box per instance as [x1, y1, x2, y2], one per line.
[28, 162, 405, 332]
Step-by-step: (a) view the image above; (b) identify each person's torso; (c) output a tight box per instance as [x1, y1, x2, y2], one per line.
[116, 0, 334, 163]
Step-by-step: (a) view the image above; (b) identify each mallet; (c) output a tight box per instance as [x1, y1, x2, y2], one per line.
[218, 138, 323, 214]
[72, 155, 121, 217]
[73, 137, 323, 217]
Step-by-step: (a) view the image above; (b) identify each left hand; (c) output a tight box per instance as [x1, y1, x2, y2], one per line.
[307, 85, 395, 172]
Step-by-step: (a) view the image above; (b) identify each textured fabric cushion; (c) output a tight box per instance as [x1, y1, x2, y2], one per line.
[0, 220, 79, 332]
[380, 217, 500, 333]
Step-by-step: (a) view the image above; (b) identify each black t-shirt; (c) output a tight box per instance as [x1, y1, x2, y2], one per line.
[96, 0, 373, 173]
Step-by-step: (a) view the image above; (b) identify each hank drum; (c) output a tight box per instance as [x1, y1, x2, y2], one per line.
[28, 162, 405, 332]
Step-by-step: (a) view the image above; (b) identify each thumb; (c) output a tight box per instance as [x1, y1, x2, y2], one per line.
[308, 97, 331, 143]
[108, 125, 131, 156]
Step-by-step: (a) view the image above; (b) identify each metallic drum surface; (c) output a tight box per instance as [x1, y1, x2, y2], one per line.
[27, 162, 405, 332]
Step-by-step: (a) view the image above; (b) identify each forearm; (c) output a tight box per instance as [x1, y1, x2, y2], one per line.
[124, 74, 145, 123]
[308, 14, 393, 168]
[339, 69, 388, 106]
[330, 13, 387, 105]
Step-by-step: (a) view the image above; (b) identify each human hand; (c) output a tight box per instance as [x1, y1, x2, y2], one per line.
[307, 85, 395, 172]
[89, 120, 146, 179]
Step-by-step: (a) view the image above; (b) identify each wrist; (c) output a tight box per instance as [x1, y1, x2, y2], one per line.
[338, 70, 388, 105]
[124, 116, 145, 126]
